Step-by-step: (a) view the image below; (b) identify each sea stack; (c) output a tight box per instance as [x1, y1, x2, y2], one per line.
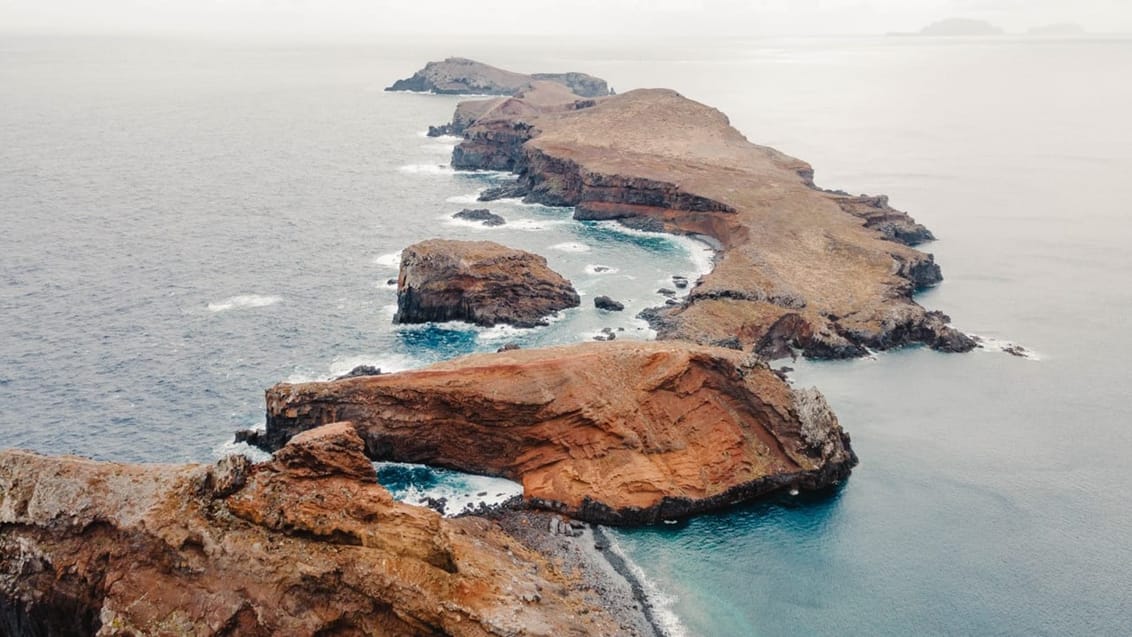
[393, 239, 580, 328]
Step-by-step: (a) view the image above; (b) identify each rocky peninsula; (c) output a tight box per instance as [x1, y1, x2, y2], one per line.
[252, 341, 856, 525]
[0, 423, 652, 636]
[443, 81, 974, 358]
[387, 57, 611, 98]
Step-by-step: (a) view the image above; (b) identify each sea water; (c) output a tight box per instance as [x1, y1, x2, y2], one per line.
[2, 34, 1130, 636]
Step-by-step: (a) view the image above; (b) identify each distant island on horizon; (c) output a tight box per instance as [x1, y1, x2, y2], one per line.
[888, 17, 1090, 37]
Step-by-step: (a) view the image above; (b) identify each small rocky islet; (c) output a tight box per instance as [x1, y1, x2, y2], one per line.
[1, 57, 974, 635]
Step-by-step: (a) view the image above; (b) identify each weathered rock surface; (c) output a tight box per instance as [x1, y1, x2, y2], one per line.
[443, 82, 974, 358]
[387, 57, 610, 98]
[393, 239, 579, 328]
[0, 423, 636, 636]
[453, 208, 506, 226]
[257, 341, 857, 525]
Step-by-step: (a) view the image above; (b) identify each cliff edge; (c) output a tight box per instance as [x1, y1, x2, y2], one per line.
[0, 423, 642, 636]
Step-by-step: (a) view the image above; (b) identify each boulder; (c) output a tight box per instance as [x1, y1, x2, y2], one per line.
[0, 422, 631, 635]
[594, 295, 625, 311]
[257, 341, 858, 525]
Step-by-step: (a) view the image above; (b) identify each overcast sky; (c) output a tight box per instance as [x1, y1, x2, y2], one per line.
[1, 0, 1129, 37]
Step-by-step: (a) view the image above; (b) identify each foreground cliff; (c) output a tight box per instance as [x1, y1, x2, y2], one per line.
[256, 342, 857, 525]
[445, 83, 974, 358]
[0, 423, 639, 636]
[387, 57, 610, 98]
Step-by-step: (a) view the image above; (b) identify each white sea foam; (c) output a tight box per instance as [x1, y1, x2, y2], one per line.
[421, 142, 457, 155]
[374, 461, 523, 517]
[398, 163, 455, 175]
[373, 251, 403, 268]
[477, 323, 537, 342]
[329, 353, 418, 377]
[381, 303, 398, 318]
[594, 221, 717, 278]
[446, 191, 485, 204]
[585, 264, 620, 275]
[207, 294, 282, 312]
[550, 241, 591, 253]
[971, 335, 1041, 360]
[603, 532, 690, 637]
[214, 439, 272, 464]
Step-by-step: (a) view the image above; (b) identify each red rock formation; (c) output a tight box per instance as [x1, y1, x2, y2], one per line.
[259, 342, 857, 525]
[394, 239, 580, 328]
[0, 423, 637, 636]
[445, 84, 975, 358]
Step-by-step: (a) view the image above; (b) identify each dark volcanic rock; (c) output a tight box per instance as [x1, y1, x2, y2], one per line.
[452, 208, 506, 227]
[594, 295, 625, 312]
[386, 57, 611, 97]
[333, 364, 383, 380]
[393, 239, 580, 328]
[479, 182, 531, 201]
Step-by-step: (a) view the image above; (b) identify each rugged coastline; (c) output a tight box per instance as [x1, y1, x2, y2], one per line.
[442, 82, 974, 358]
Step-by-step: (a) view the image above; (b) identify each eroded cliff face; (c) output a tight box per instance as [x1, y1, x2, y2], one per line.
[393, 239, 580, 328]
[0, 423, 636, 636]
[444, 85, 975, 358]
[259, 342, 857, 525]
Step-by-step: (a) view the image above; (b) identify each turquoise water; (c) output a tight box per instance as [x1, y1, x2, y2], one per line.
[2, 34, 1130, 635]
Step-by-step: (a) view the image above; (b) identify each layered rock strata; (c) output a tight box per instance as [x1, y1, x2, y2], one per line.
[387, 57, 610, 98]
[444, 83, 975, 358]
[257, 341, 857, 525]
[0, 423, 638, 636]
[394, 239, 580, 328]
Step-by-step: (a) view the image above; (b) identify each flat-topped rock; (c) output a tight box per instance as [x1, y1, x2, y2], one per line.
[0, 423, 633, 635]
[394, 239, 580, 328]
[387, 57, 610, 97]
[445, 82, 974, 358]
[258, 341, 857, 525]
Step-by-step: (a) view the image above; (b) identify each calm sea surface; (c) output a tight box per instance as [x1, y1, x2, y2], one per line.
[2, 33, 1130, 636]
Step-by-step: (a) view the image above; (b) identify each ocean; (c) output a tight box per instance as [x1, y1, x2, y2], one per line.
[2, 33, 1130, 636]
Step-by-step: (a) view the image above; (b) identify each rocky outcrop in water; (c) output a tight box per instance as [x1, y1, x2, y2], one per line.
[442, 83, 974, 358]
[0, 422, 634, 636]
[256, 342, 857, 525]
[387, 57, 611, 97]
[453, 208, 506, 226]
[393, 239, 580, 328]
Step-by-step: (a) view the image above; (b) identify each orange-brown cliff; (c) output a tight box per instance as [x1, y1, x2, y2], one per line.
[0, 423, 639, 636]
[258, 342, 857, 525]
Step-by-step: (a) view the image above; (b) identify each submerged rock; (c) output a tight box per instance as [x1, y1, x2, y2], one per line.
[258, 341, 858, 525]
[0, 422, 633, 635]
[393, 239, 580, 328]
[452, 207, 506, 226]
